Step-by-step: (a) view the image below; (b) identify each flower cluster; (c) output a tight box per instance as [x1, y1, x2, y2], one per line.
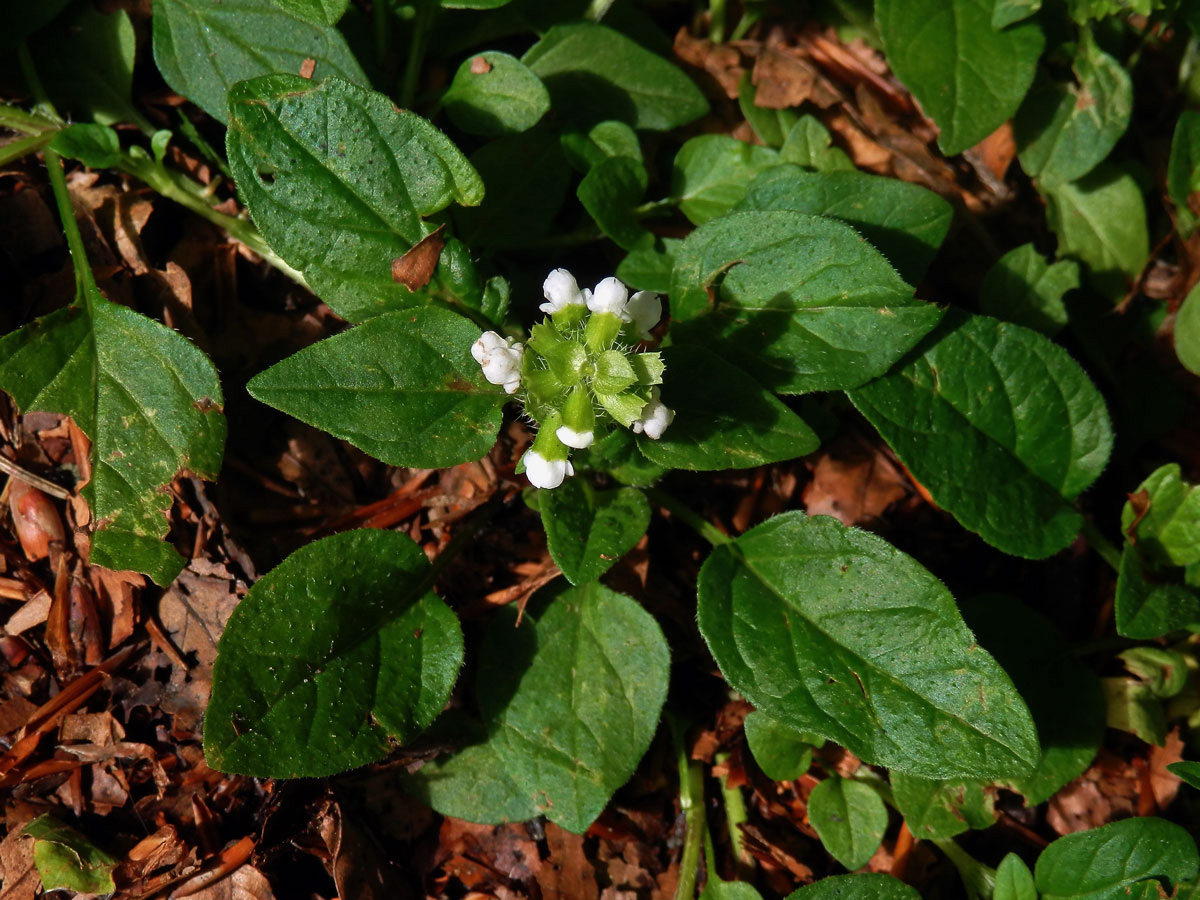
[471, 269, 674, 489]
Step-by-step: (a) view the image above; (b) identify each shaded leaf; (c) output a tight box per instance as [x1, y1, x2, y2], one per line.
[444, 51, 550, 137]
[779, 115, 854, 172]
[540, 479, 651, 585]
[993, 0, 1041, 27]
[34, 5, 139, 127]
[227, 75, 483, 323]
[1114, 545, 1200, 639]
[247, 307, 505, 469]
[807, 777, 888, 870]
[848, 309, 1113, 558]
[1168, 110, 1200, 237]
[22, 815, 117, 895]
[616, 237, 681, 293]
[1121, 464, 1200, 568]
[891, 774, 996, 840]
[786, 873, 921, 900]
[204, 529, 463, 776]
[672, 134, 779, 225]
[578, 156, 651, 250]
[743, 710, 816, 781]
[51, 123, 121, 170]
[979, 243, 1078, 336]
[697, 513, 1040, 778]
[272, 0, 350, 25]
[1177, 281, 1200, 375]
[995, 853, 1038, 900]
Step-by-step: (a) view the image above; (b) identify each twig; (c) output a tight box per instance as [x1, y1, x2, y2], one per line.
[0, 456, 71, 499]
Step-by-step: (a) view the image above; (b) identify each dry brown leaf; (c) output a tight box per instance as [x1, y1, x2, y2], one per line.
[673, 28, 745, 98]
[1046, 750, 1139, 835]
[752, 46, 840, 109]
[802, 437, 908, 525]
[392, 224, 446, 292]
[4, 592, 51, 636]
[298, 58, 316, 79]
[537, 824, 599, 900]
[1149, 727, 1185, 810]
[174, 863, 277, 900]
[0, 817, 39, 900]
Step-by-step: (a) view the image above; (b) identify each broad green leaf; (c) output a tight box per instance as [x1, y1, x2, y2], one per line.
[736, 165, 954, 284]
[743, 710, 815, 781]
[636, 345, 819, 471]
[779, 116, 854, 172]
[993, 0, 1041, 27]
[443, 51, 550, 137]
[1120, 646, 1189, 699]
[1167, 761, 1200, 789]
[33, 5, 139, 127]
[152, 0, 367, 124]
[522, 23, 707, 131]
[995, 854, 1038, 900]
[702, 877, 764, 900]
[849, 309, 1113, 558]
[1015, 30, 1132, 186]
[1043, 163, 1148, 300]
[738, 71, 798, 148]
[669, 211, 943, 393]
[1115, 545, 1200, 639]
[960, 595, 1104, 805]
[247, 307, 504, 469]
[890, 774, 996, 840]
[1168, 111, 1200, 237]
[578, 427, 666, 487]
[979, 243, 1078, 336]
[1035, 817, 1199, 900]
[876, 0, 1044, 155]
[227, 75, 483, 323]
[561, 120, 644, 173]
[807, 777, 888, 870]
[578, 156, 651, 250]
[786, 873, 921, 900]
[1177, 282, 1200, 374]
[407, 583, 671, 833]
[0, 291, 224, 586]
[617, 237, 681, 293]
[697, 512, 1040, 778]
[271, 0, 349, 24]
[1121, 464, 1200, 567]
[539, 479, 650, 585]
[51, 124, 121, 170]
[672, 135, 779, 225]
[204, 529, 463, 777]
[455, 124, 570, 249]
[22, 816, 117, 895]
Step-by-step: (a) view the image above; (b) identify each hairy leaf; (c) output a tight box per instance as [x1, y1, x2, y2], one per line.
[786, 874, 921, 900]
[444, 51, 550, 136]
[672, 135, 779, 225]
[979, 243, 1078, 336]
[540, 480, 651, 585]
[808, 777, 888, 870]
[744, 711, 816, 781]
[578, 156, 651, 250]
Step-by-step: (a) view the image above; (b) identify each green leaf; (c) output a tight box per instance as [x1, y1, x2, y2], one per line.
[1114, 545, 1200, 639]
[848, 309, 1113, 559]
[635, 345, 820, 471]
[807, 777, 888, 870]
[33, 5, 139, 127]
[702, 876, 765, 900]
[50, 124, 121, 170]
[455, 123, 571, 249]
[891, 773, 996, 840]
[1177, 281, 1200, 375]
[0, 291, 224, 586]
[539, 479, 651, 585]
[786, 873, 921, 900]
[738, 71, 798, 148]
[578, 427, 666, 487]
[697, 512, 1040, 778]
[271, 0, 349, 24]
[22, 815, 117, 895]
[152, 0, 367, 124]
[561, 119, 644, 173]
[1015, 30, 1131, 186]
[736, 165, 954, 285]
[993, 0, 1041, 28]
[979, 243, 1078, 336]
[522, 22, 707, 131]
[672, 135, 780, 225]
[1168, 110, 1200, 237]
[226, 75, 482, 322]
[247, 307, 504, 469]
[743, 710, 816, 781]
[617, 237, 681, 293]
[779, 115, 854, 172]
[1121, 464, 1200, 568]
[669, 210, 943, 393]
[876, 0, 1044, 155]
[1167, 761, 1200, 790]
[204, 529, 463, 777]
[1035, 817, 1199, 900]
[1042, 162, 1149, 301]
[443, 51, 550, 137]
[578, 156, 651, 250]
[406, 583, 671, 833]
[995, 853, 1038, 900]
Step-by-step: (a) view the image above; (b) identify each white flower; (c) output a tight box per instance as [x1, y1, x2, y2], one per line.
[540, 268, 588, 315]
[587, 276, 630, 320]
[630, 387, 674, 439]
[625, 291, 662, 340]
[471, 331, 523, 394]
[556, 425, 594, 449]
[523, 449, 574, 489]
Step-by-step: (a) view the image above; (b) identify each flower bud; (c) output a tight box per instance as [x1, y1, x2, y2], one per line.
[540, 269, 588, 318]
[556, 387, 596, 449]
[630, 387, 674, 440]
[472, 331, 523, 394]
[625, 291, 662, 341]
[587, 277, 630, 319]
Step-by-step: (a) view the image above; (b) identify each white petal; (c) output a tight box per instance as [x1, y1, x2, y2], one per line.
[588, 276, 629, 317]
[524, 449, 570, 489]
[541, 268, 586, 314]
[626, 291, 662, 339]
[556, 425, 595, 449]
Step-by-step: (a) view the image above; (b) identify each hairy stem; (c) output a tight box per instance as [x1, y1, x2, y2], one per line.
[1080, 517, 1122, 573]
[645, 487, 731, 547]
[670, 715, 707, 900]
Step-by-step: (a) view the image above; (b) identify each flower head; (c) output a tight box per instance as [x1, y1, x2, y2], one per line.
[540, 268, 588, 315]
[523, 449, 574, 489]
[630, 387, 674, 440]
[471, 331, 524, 394]
[587, 276, 630, 320]
[625, 291, 662, 341]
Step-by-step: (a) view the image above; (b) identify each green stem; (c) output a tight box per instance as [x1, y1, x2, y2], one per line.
[0, 102, 60, 135]
[728, 10, 761, 41]
[714, 751, 750, 875]
[0, 131, 54, 167]
[670, 715, 707, 900]
[1080, 517, 1122, 573]
[633, 197, 677, 217]
[933, 838, 996, 900]
[584, 0, 617, 20]
[399, 0, 436, 110]
[645, 487, 731, 547]
[709, 0, 727, 43]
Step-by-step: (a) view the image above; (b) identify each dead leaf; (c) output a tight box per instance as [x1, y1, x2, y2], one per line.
[752, 46, 840, 109]
[173, 863, 276, 900]
[1149, 728, 1185, 810]
[673, 28, 745, 98]
[391, 224, 445, 292]
[802, 437, 908, 525]
[299, 58, 316, 79]
[0, 816, 39, 900]
[536, 824, 599, 900]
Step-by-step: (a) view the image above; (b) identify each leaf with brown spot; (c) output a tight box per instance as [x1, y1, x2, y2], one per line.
[391, 225, 446, 291]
